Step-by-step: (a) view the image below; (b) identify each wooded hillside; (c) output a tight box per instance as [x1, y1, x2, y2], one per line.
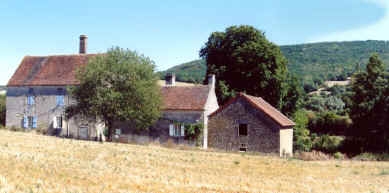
[160, 40, 389, 87]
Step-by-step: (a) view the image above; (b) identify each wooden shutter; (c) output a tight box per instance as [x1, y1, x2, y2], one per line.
[53, 117, 57, 128]
[23, 116, 28, 128]
[180, 124, 185, 137]
[169, 124, 174, 136]
[32, 117, 37, 128]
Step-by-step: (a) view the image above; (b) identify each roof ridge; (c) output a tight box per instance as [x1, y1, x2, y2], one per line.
[24, 53, 100, 58]
[240, 93, 294, 127]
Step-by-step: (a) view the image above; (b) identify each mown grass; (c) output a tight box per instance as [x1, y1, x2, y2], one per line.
[0, 130, 388, 193]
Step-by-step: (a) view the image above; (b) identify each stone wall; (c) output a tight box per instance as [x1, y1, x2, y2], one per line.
[114, 110, 204, 146]
[6, 86, 103, 140]
[208, 97, 281, 153]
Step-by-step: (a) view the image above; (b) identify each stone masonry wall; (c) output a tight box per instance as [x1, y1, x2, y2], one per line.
[6, 86, 102, 140]
[208, 97, 280, 153]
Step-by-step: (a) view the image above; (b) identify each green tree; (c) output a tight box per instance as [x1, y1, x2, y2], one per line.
[200, 25, 300, 114]
[292, 110, 312, 152]
[349, 53, 389, 152]
[66, 47, 162, 141]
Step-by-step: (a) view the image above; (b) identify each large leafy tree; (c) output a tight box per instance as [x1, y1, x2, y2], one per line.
[200, 25, 301, 114]
[67, 47, 162, 141]
[349, 53, 389, 152]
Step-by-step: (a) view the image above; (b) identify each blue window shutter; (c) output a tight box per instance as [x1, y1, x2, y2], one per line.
[32, 117, 37, 128]
[57, 95, 64, 106]
[60, 95, 64, 106]
[23, 116, 28, 128]
[27, 96, 35, 105]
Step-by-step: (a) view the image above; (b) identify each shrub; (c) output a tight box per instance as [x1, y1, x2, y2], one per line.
[312, 135, 344, 153]
[352, 153, 389, 161]
[292, 110, 312, 151]
[308, 111, 352, 135]
[333, 152, 345, 160]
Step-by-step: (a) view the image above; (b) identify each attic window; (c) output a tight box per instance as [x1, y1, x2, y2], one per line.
[238, 124, 248, 136]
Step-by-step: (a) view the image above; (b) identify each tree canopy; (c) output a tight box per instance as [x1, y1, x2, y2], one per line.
[349, 53, 389, 152]
[200, 25, 301, 114]
[66, 47, 162, 140]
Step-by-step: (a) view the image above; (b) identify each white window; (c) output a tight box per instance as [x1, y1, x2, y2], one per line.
[115, 129, 121, 135]
[23, 116, 37, 129]
[169, 123, 185, 137]
[53, 116, 63, 129]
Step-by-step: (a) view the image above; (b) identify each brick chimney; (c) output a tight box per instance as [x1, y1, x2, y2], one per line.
[165, 73, 176, 86]
[79, 35, 88, 54]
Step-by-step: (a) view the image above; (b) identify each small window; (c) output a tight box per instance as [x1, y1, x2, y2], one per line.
[115, 129, 121, 135]
[27, 116, 34, 128]
[238, 124, 248, 136]
[239, 143, 247, 152]
[55, 116, 63, 129]
[169, 123, 185, 137]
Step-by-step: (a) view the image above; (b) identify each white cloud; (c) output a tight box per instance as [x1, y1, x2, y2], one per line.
[309, 0, 389, 42]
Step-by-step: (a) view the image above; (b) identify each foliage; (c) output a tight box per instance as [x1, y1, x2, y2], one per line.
[292, 110, 312, 152]
[352, 152, 389, 161]
[0, 95, 5, 126]
[308, 111, 352, 135]
[312, 135, 344, 154]
[333, 152, 345, 160]
[184, 123, 203, 141]
[161, 40, 389, 90]
[199, 25, 300, 114]
[66, 47, 162, 140]
[303, 95, 346, 114]
[159, 60, 206, 83]
[349, 53, 389, 152]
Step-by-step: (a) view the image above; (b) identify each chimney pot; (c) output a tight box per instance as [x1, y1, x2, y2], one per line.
[165, 73, 176, 86]
[79, 35, 88, 54]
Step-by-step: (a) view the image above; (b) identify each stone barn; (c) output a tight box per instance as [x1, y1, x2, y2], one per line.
[208, 93, 295, 156]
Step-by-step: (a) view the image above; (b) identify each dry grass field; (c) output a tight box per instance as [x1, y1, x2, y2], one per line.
[0, 130, 388, 193]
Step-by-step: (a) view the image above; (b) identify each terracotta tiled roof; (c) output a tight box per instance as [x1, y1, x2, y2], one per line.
[161, 86, 210, 111]
[8, 54, 211, 111]
[7, 54, 98, 86]
[209, 93, 295, 128]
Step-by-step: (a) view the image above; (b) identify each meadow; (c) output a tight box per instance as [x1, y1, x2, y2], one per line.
[0, 130, 388, 193]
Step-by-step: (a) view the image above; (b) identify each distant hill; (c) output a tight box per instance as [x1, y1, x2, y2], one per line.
[159, 40, 389, 87]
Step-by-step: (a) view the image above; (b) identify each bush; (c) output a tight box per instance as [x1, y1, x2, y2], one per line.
[333, 152, 345, 160]
[308, 111, 352, 135]
[312, 135, 344, 153]
[292, 110, 312, 152]
[352, 153, 389, 161]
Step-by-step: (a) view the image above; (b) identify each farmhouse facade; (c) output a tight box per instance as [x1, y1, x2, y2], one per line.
[6, 35, 219, 148]
[208, 93, 294, 156]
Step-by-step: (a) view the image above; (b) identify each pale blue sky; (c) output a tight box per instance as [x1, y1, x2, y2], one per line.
[0, 0, 387, 84]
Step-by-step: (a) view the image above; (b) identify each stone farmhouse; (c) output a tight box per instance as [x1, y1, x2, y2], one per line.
[208, 93, 295, 156]
[6, 35, 219, 148]
[6, 35, 294, 155]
